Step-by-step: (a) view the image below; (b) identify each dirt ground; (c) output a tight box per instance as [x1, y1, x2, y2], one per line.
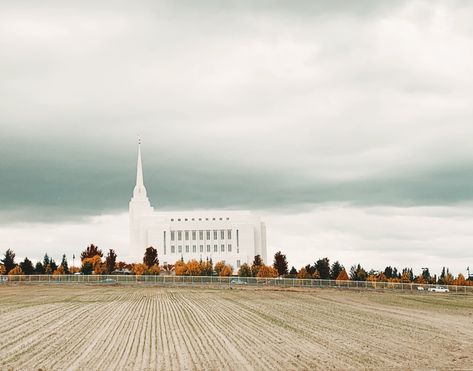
[0, 285, 472, 370]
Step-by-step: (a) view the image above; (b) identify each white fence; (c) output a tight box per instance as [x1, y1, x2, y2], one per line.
[1, 275, 473, 293]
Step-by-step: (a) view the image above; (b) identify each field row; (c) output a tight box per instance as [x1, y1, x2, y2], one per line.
[0, 286, 472, 370]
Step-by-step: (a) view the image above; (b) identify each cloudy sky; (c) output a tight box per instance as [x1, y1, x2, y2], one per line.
[1, 0, 473, 275]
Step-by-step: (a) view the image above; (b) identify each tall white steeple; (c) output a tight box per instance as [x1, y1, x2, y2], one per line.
[129, 138, 153, 257]
[133, 137, 147, 199]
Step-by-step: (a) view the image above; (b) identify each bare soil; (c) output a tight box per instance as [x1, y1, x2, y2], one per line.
[0, 285, 472, 370]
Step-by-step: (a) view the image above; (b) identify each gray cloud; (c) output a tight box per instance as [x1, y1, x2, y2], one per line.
[1, 0, 473, 272]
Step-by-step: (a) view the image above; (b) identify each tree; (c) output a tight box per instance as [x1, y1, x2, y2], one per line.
[35, 261, 45, 274]
[401, 269, 411, 283]
[384, 266, 393, 279]
[288, 266, 297, 278]
[315, 258, 330, 279]
[60, 254, 70, 274]
[53, 265, 65, 275]
[304, 264, 316, 276]
[256, 265, 278, 278]
[143, 246, 158, 268]
[0, 264, 5, 275]
[214, 261, 225, 276]
[253, 255, 263, 266]
[350, 264, 367, 281]
[81, 261, 93, 275]
[330, 261, 343, 280]
[273, 251, 288, 277]
[220, 264, 233, 276]
[186, 260, 202, 276]
[297, 267, 309, 279]
[454, 273, 467, 286]
[105, 249, 117, 274]
[49, 259, 58, 273]
[1, 249, 16, 274]
[19, 257, 35, 275]
[8, 266, 23, 275]
[251, 255, 263, 277]
[336, 268, 349, 281]
[132, 263, 147, 276]
[377, 272, 388, 282]
[42, 253, 50, 269]
[81, 244, 103, 261]
[422, 268, 432, 283]
[147, 264, 160, 275]
[200, 259, 213, 276]
[81, 255, 102, 275]
[238, 263, 252, 277]
[175, 260, 188, 276]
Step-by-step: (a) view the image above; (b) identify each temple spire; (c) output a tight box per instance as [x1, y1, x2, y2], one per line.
[133, 137, 147, 198]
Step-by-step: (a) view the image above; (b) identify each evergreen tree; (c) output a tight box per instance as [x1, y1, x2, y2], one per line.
[60, 254, 70, 274]
[105, 249, 117, 274]
[251, 255, 263, 277]
[1, 249, 16, 274]
[422, 268, 431, 283]
[289, 266, 298, 278]
[43, 253, 50, 269]
[439, 266, 446, 284]
[49, 259, 58, 273]
[384, 266, 393, 279]
[35, 261, 45, 274]
[273, 251, 288, 276]
[330, 261, 343, 280]
[253, 255, 263, 267]
[143, 246, 158, 268]
[315, 258, 331, 279]
[305, 264, 316, 276]
[81, 261, 93, 275]
[19, 257, 35, 275]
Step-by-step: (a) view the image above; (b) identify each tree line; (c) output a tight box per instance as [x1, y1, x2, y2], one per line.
[1, 246, 472, 286]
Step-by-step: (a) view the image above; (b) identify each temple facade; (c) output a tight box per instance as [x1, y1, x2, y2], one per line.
[129, 143, 267, 269]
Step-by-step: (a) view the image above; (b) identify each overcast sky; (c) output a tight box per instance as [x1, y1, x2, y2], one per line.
[1, 0, 473, 275]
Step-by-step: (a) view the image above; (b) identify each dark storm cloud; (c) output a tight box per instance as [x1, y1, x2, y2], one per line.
[1, 0, 473, 222]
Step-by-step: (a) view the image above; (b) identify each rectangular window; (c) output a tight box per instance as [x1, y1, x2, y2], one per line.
[178, 245, 182, 253]
[200, 245, 203, 253]
[214, 244, 218, 252]
[237, 248, 239, 254]
[220, 230, 225, 239]
[192, 230, 196, 240]
[207, 244, 211, 252]
[236, 229, 239, 247]
[228, 244, 232, 252]
[185, 231, 189, 240]
[171, 245, 175, 254]
[206, 230, 211, 240]
[237, 260, 241, 268]
[199, 230, 204, 240]
[227, 229, 232, 239]
[171, 231, 175, 241]
[221, 244, 225, 252]
[163, 231, 166, 254]
[192, 245, 196, 253]
[178, 231, 182, 241]
[213, 230, 218, 240]
[185, 245, 189, 253]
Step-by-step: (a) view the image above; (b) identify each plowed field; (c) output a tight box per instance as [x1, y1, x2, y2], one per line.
[0, 286, 472, 370]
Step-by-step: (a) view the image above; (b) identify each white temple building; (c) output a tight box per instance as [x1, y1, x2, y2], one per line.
[129, 142, 267, 269]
